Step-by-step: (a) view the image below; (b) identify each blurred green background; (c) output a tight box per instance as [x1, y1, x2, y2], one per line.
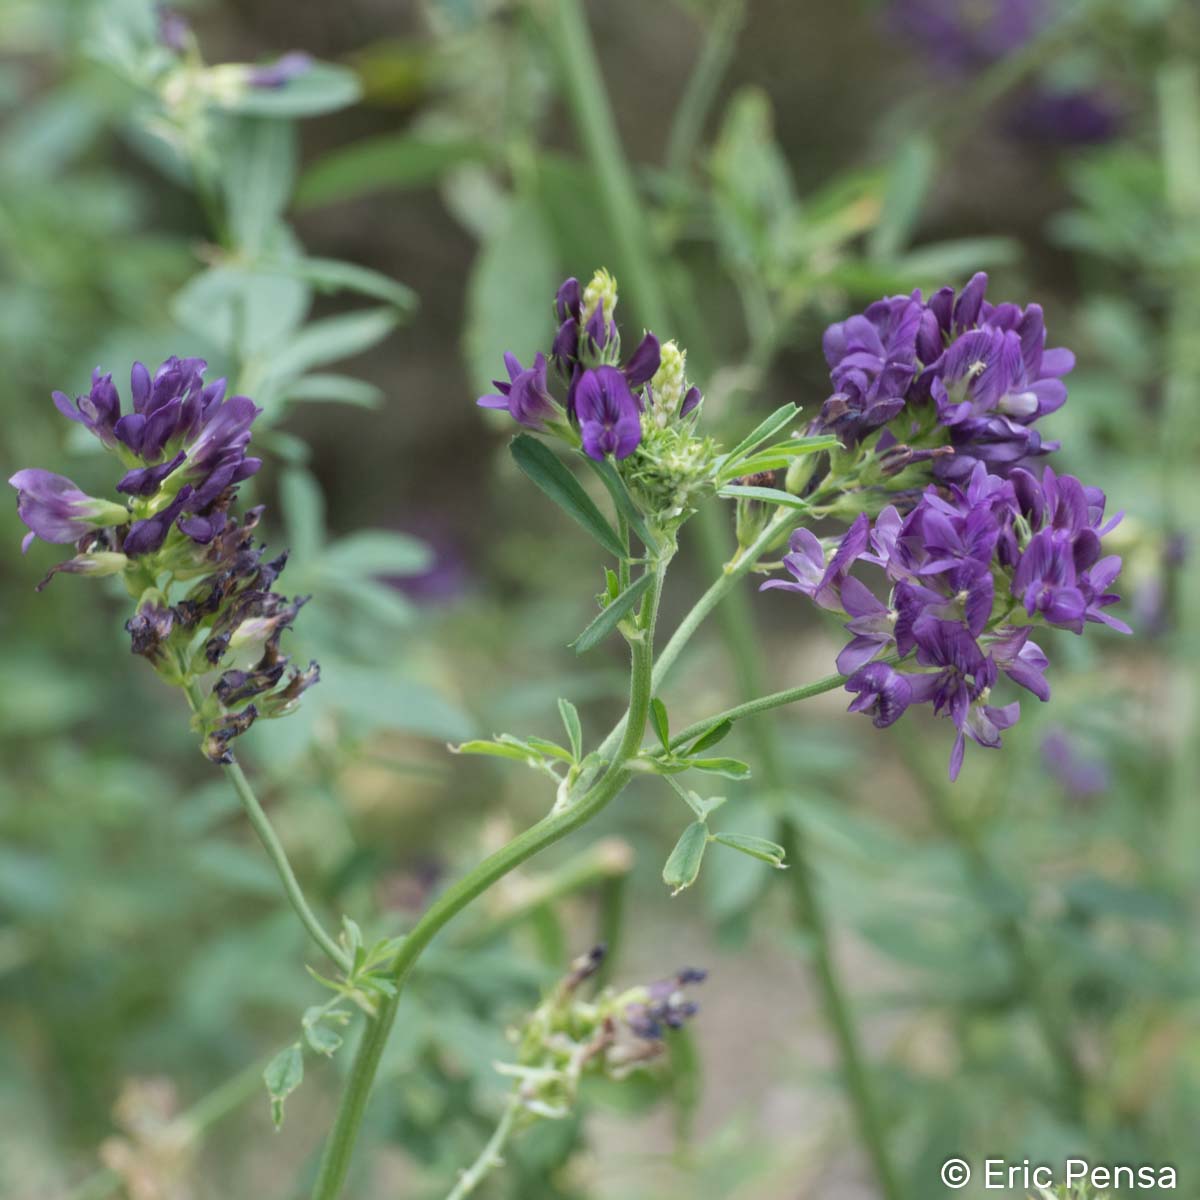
[1, 0, 1198, 1197]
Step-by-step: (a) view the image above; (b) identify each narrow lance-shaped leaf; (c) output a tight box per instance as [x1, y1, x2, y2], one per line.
[720, 403, 801, 470]
[586, 456, 656, 551]
[662, 822, 709, 896]
[684, 718, 732, 755]
[571, 572, 653, 654]
[558, 698, 583, 761]
[650, 698, 670, 752]
[718, 485, 811, 511]
[718, 435, 841, 483]
[510, 434, 626, 560]
[688, 757, 752, 780]
[712, 832, 787, 868]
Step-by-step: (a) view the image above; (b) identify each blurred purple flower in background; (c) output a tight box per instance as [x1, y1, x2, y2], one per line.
[1041, 727, 1110, 798]
[888, 0, 1122, 145]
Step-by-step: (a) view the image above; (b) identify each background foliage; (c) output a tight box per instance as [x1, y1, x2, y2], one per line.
[1, 0, 1196, 1196]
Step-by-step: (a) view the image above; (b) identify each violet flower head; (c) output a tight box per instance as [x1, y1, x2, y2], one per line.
[477, 271, 668, 467]
[15, 357, 317, 765]
[761, 435, 1127, 778]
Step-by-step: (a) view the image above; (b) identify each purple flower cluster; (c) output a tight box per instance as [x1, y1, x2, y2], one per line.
[765, 457, 1128, 779]
[11, 357, 317, 762]
[13, 358, 261, 560]
[816, 271, 1073, 484]
[478, 273, 698, 462]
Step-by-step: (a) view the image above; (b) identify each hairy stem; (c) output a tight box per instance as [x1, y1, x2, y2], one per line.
[666, 656, 901, 750]
[309, 563, 668, 1199]
[599, 505, 797, 759]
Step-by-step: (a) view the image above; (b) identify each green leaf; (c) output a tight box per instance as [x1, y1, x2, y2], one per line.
[263, 1043, 304, 1129]
[685, 719, 732, 755]
[290, 257, 417, 313]
[869, 133, 935, 262]
[449, 740, 538, 763]
[320, 531, 432, 579]
[172, 262, 309, 358]
[571, 572, 653, 654]
[718, 485, 811, 510]
[297, 134, 490, 208]
[718, 435, 841, 483]
[711, 832, 787, 868]
[303, 1022, 344, 1057]
[220, 63, 362, 118]
[463, 193, 557, 394]
[283, 374, 384, 408]
[558, 698, 583, 761]
[265, 308, 400, 385]
[509, 435, 626, 559]
[721, 403, 801, 469]
[688, 757, 752, 780]
[650, 698, 670, 752]
[524, 736, 574, 763]
[221, 117, 297, 256]
[280, 467, 326, 565]
[662, 822, 709, 896]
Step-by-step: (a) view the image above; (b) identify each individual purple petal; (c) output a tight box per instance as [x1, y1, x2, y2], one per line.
[623, 332, 661, 388]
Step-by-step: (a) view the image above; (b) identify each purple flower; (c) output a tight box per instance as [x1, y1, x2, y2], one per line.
[156, 5, 191, 53]
[9, 470, 128, 552]
[760, 513, 870, 611]
[889, 0, 1041, 74]
[478, 352, 557, 428]
[1009, 88, 1123, 145]
[987, 625, 1050, 701]
[814, 292, 922, 443]
[574, 366, 643, 460]
[52, 370, 121, 449]
[247, 52, 313, 89]
[625, 968, 706, 1040]
[845, 662, 912, 727]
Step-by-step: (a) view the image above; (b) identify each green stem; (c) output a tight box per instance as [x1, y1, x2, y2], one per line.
[545, 0, 672, 333]
[186, 677, 349, 972]
[666, 657, 901, 750]
[664, 0, 747, 175]
[599, 506, 797, 759]
[224, 758, 350, 972]
[309, 563, 668, 1199]
[444, 1096, 523, 1200]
